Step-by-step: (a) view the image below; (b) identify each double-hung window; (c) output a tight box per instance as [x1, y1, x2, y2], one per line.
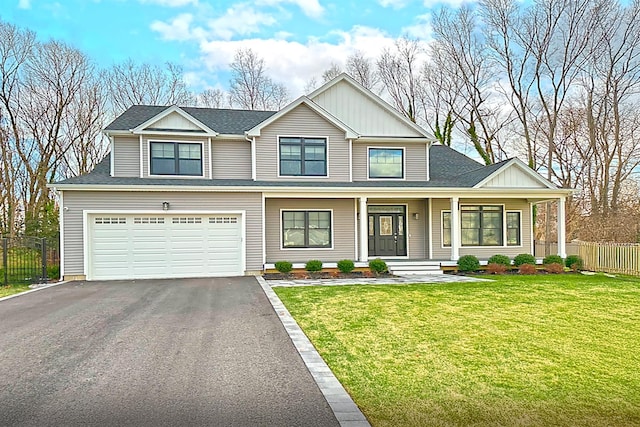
[443, 206, 517, 247]
[279, 137, 327, 176]
[150, 142, 202, 176]
[368, 148, 404, 179]
[282, 211, 331, 248]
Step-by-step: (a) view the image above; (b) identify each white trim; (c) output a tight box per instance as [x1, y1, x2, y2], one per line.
[440, 204, 524, 249]
[277, 135, 330, 179]
[306, 73, 435, 139]
[262, 194, 266, 265]
[279, 208, 335, 251]
[359, 197, 368, 262]
[366, 203, 409, 258]
[354, 198, 359, 259]
[83, 209, 246, 280]
[530, 202, 535, 255]
[207, 137, 213, 179]
[59, 191, 65, 279]
[557, 197, 567, 258]
[450, 197, 460, 261]
[474, 158, 559, 190]
[425, 143, 430, 181]
[139, 135, 143, 178]
[109, 135, 114, 177]
[348, 139, 353, 182]
[246, 96, 358, 139]
[146, 139, 207, 179]
[251, 137, 257, 181]
[428, 199, 433, 259]
[131, 105, 218, 136]
[367, 146, 406, 181]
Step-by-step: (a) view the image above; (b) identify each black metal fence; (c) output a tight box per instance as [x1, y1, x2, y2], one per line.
[1, 236, 59, 286]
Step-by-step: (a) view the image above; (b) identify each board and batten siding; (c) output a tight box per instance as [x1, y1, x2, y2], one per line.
[141, 135, 211, 179]
[431, 198, 532, 259]
[352, 142, 428, 181]
[211, 140, 252, 179]
[113, 136, 140, 177]
[61, 191, 263, 276]
[255, 104, 350, 181]
[265, 198, 356, 263]
[368, 199, 428, 259]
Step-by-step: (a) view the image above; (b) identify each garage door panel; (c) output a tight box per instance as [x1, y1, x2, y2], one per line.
[89, 214, 243, 280]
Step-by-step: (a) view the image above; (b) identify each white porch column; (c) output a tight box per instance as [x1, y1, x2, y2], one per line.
[359, 197, 368, 262]
[557, 196, 567, 258]
[451, 196, 460, 261]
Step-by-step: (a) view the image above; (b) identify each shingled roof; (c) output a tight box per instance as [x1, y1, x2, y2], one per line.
[105, 105, 277, 135]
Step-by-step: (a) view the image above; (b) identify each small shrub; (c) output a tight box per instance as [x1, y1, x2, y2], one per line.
[457, 255, 480, 272]
[513, 253, 536, 267]
[565, 255, 584, 271]
[519, 263, 537, 275]
[274, 261, 293, 274]
[305, 259, 323, 272]
[46, 265, 60, 280]
[337, 259, 355, 274]
[545, 262, 565, 274]
[486, 263, 507, 275]
[368, 258, 388, 274]
[543, 255, 564, 266]
[488, 254, 511, 267]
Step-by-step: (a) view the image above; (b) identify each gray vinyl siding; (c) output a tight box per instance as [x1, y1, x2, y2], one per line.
[265, 198, 356, 263]
[367, 199, 427, 258]
[212, 140, 252, 179]
[113, 135, 140, 177]
[61, 191, 263, 276]
[431, 198, 532, 260]
[255, 104, 350, 181]
[141, 135, 211, 179]
[353, 141, 428, 181]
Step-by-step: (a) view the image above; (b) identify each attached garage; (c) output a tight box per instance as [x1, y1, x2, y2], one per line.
[87, 213, 244, 280]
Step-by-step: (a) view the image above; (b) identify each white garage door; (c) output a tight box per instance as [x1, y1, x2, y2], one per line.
[89, 214, 243, 280]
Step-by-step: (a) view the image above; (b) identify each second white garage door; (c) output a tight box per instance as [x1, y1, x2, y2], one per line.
[89, 214, 243, 280]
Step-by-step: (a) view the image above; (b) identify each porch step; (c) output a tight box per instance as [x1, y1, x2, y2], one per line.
[385, 261, 443, 276]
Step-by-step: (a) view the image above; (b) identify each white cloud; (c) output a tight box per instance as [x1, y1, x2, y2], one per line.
[17, 0, 31, 9]
[207, 5, 278, 40]
[140, 0, 198, 6]
[255, 0, 324, 19]
[423, 0, 477, 7]
[401, 13, 432, 40]
[151, 13, 194, 41]
[378, 0, 410, 8]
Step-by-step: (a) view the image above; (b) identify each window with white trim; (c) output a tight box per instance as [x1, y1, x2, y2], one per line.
[150, 142, 202, 176]
[279, 137, 327, 176]
[442, 206, 508, 247]
[282, 211, 331, 248]
[506, 211, 521, 246]
[368, 148, 404, 179]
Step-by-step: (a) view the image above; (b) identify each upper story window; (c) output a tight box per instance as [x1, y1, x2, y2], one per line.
[150, 142, 202, 176]
[279, 137, 327, 177]
[369, 148, 404, 179]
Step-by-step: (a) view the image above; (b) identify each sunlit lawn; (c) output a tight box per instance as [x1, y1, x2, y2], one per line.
[274, 274, 640, 427]
[0, 283, 31, 298]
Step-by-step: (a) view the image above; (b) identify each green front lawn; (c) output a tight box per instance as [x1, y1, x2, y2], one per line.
[0, 283, 31, 298]
[274, 274, 640, 427]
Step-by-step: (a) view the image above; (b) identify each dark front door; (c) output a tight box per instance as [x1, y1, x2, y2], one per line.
[368, 206, 407, 257]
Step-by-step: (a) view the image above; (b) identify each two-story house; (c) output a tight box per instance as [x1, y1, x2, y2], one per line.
[52, 74, 571, 281]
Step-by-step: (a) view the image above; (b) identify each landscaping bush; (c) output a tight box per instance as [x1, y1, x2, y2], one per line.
[274, 261, 293, 274]
[337, 259, 355, 274]
[488, 254, 511, 267]
[565, 255, 584, 271]
[305, 259, 323, 272]
[486, 263, 507, 275]
[457, 255, 480, 272]
[513, 253, 536, 267]
[543, 255, 564, 266]
[545, 263, 565, 274]
[47, 264, 60, 280]
[368, 258, 388, 274]
[519, 263, 537, 275]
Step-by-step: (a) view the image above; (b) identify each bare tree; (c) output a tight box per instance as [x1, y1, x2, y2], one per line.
[197, 88, 226, 108]
[228, 48, 289, 110]
[377, 37, 423, 123]
[346, 51, 379, 90]
[322, 62, 342, 83]
[106, 59, 193, 114]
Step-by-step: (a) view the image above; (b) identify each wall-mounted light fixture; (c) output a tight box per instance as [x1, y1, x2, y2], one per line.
[162, 201, 170, 211]
[412, 212, 419, 220]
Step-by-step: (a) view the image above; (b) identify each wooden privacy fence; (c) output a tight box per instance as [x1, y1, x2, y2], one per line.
[578, 241, 640, 276]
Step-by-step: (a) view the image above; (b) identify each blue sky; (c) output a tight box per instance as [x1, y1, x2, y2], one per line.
[4, 0, 470, 95]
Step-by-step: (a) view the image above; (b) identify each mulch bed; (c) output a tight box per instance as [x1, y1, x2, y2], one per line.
[263, 271, 395, 280]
